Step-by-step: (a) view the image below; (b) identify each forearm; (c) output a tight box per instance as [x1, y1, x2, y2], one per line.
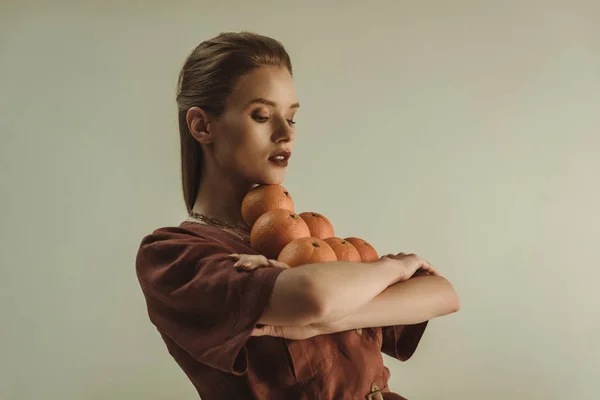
[260, 258, 402, 326]
[317, 275, 460, 333]
[303, 257, 404, 324]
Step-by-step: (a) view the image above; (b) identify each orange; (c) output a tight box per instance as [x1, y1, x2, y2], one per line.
[299, 212, 335, 239]
[278, 237, 338, 268]
[324, 237, 361, 262]
[250, 209, 310, 259]
[241, 184, 294, 228]
[344, 237, 379, 262]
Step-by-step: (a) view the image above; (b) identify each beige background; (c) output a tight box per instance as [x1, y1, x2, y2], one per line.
[1, 1, 599, 399]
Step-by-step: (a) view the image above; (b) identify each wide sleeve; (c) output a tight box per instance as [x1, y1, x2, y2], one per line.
[380, 270, 430, 361]
[380, 321, 428, 361]
[135, 231, 285, 375]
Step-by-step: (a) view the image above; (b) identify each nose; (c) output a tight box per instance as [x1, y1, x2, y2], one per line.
[273, 118, 295, 143]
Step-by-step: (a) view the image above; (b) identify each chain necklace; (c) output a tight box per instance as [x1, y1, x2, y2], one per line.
[188, 210, 251, 243]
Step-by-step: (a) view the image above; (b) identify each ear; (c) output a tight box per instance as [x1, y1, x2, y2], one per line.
[186, 107, 214, 144]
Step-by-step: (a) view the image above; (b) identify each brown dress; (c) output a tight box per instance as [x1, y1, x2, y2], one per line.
[135, 221, 428, 399]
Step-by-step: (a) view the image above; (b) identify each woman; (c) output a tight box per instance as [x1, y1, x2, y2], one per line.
[136, 31, 460, 400]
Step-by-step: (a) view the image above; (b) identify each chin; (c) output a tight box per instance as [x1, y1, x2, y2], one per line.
[256, 177, 285, 186]
[254, 171, 286, 186]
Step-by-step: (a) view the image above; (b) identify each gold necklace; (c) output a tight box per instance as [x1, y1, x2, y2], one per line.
[188, 211, 251, 242]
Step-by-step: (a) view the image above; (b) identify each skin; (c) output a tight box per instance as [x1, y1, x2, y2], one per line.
[187, 65, 460, 340]
[187, 65, 299, 227]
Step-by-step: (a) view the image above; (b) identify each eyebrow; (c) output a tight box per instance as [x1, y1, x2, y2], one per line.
[245, 98, 300, 109]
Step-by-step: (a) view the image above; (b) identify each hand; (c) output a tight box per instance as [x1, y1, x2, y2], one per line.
[380, 252, 440, 281]
[229, 254, 290, 271]
[251, 323, 325, 340]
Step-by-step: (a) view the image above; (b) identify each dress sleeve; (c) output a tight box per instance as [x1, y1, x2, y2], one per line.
[381, 270, 430, 361]
[380, 321, 428, 361]
[135, 231, 285, 375]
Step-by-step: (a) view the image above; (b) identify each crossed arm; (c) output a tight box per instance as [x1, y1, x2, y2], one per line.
[230, 253, 460, 339]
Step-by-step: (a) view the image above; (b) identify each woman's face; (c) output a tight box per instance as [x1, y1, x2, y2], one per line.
[209, 65, 299, 186]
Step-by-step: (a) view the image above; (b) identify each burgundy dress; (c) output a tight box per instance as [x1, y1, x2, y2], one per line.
[136, 221, 428, 399]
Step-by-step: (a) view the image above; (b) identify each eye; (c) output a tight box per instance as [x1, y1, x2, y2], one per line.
[252, 110, 296, 126]
[253, 114, 269, 122]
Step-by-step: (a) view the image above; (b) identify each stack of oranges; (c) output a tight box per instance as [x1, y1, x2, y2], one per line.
[241, 184, 379, 268]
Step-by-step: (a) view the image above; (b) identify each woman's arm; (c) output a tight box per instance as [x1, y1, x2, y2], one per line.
[231, 253, 436, 327]
[252, 274, 460, 340]
[257, 257, 405, 326]
[318, 274, 460, 332]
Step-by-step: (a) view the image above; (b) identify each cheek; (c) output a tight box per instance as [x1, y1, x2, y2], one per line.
[234, 129, 268, 159]
[215, 117, 270, 169]
[214, 121, 247, 157]
[218, 133, 262, 171]
[234, 138, 264, 168]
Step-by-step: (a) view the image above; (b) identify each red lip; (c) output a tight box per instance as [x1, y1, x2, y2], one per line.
[268, 150, 292, 161]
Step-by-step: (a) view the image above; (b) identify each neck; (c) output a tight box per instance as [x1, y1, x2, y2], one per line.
[191, 165, 254, 228]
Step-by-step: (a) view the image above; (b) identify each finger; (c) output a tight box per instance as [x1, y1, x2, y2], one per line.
[421, 263, 440, 276]
[268, 259, 290, 269]
[233, 257, 250, 268]
[237, 255, 271, 271]
[234, 255, 253, 269]
[251, 326, 267, 336]
[238, 262, 262, 271]
[251, 325, 274, 337]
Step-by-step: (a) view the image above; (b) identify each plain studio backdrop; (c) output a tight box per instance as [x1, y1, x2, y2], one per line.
[1, 1, 599, 399]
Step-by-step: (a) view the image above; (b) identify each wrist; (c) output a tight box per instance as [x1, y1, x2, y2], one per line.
[373, 257, 406, 284]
